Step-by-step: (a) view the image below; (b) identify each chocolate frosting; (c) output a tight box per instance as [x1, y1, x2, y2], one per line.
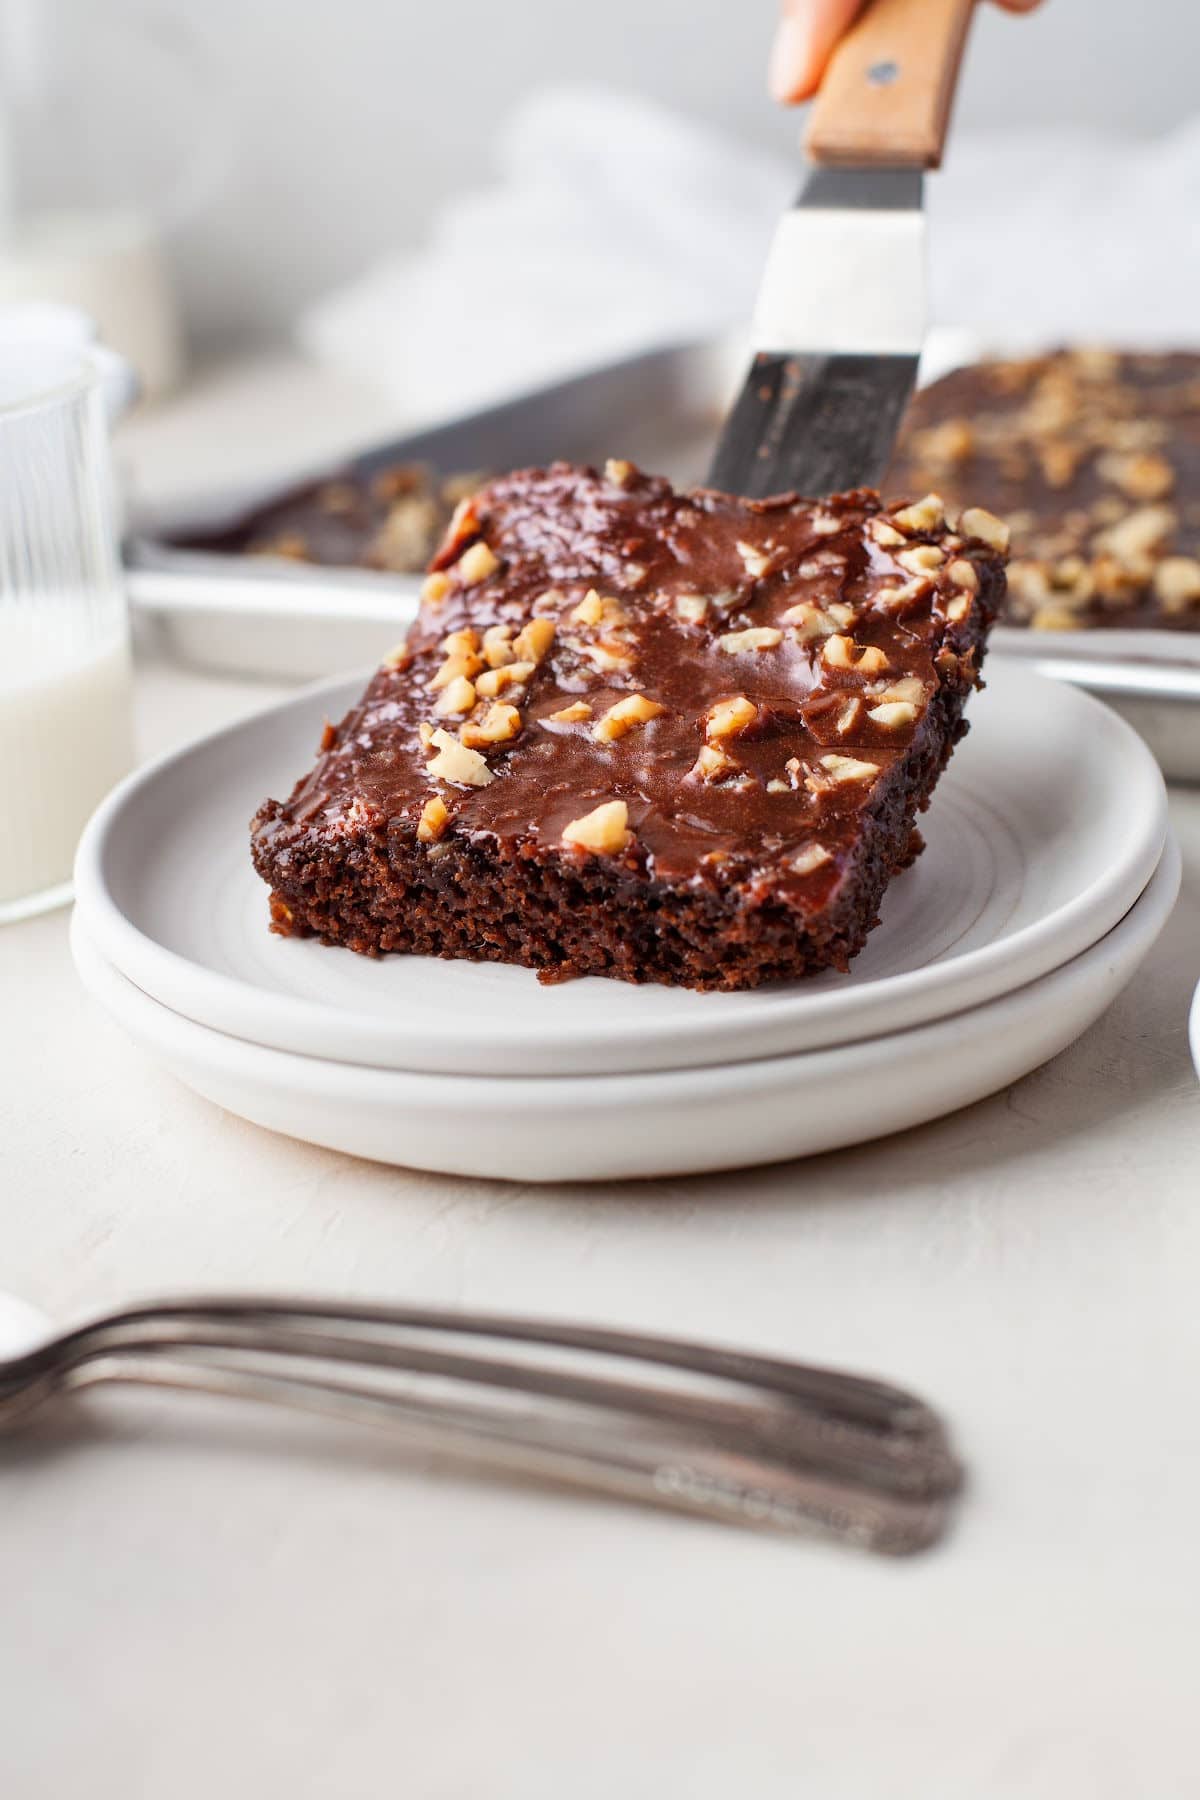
[256, 463, 1003, 912]
[888, 349, 1200, 630]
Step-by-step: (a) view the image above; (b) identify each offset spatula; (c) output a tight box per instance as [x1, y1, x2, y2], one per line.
[708, 0, 976, 500]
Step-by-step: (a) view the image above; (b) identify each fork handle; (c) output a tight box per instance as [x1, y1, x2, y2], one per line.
[9, 1298, 963, 1554]
[80, 1352, 953, 1555]
[806, 0, 976, 169]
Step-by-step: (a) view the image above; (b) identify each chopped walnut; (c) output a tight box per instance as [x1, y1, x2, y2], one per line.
[798, 550, 844, 576]
[561, 799, 631, 855]
[382, 640, 410, 670]
[836, 698, 864, 735]
[1073, 347, 1120, 381]
[426, 726, 493, 787]
[869, 519, 906, 548]
[571, 591, 628, 633]
[1007, 562, 1052, 606]
[718, 626, 783, 654]
[545, 700, 593, 723]
[893, 494, 945, 535]
[897, 544, 944, 575]
[705, 695, 758, 740]
[461, 702, 522, 748]
[791, 843, 833, 876]
[481, 624, 516, 668]
[947, 558, 979, 592]
[736, 540, 773, 579]
[458, 540, 499, 585]
[782, 601, 844, 644]
[605, 458, 636, 488]
[935, 645, 975, 681]
[690, 744, 739, 783]
[876, 676, 926, 705]
[868, 700, 919, 729]
[574, 639, 634, 674]
[429, 650, 484, 690]
[1038, 442, 1080, 489]
[417, 796, 449, 843]
[1153, 556, 1200, 611]
[1092, 552, 1143, 599]
[439, 627, 481, 657]
[421, 572, 451, 605]
[912, 419, 974, 466]
[1030, 604, 1083, 632]
[442, 496, 480, 551]
[959, 507, 1011, 553]
[674, 594, 709, 625]
[808, 754, 880, 789]
[1097, 450, 1174, 502]
[513, 617, 557, 663]
[475, 660, 535, 698]
[571, 591, 607, 627]
[945, 593, 972, 624]
[821, 635, 888, 674]
[877, 575, 934, 610]
[593, 693, 666, 743]
[1094, 504, 1176, 568]
[434, 674, 477, 716]
[369, 495, 442, 570]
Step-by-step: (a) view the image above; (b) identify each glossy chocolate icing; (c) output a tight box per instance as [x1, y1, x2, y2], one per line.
[256, 463, 1001, 917]
[889, 350, 1200, 630]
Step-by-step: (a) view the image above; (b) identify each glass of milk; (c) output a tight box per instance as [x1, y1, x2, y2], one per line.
[0, 334, 135, 921]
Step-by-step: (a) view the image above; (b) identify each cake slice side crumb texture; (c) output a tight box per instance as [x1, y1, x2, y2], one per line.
[251, 462, 1006, 991]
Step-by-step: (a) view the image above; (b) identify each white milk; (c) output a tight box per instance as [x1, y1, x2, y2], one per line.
[0, 210, 184, 398]
[0, 615, 134, 911]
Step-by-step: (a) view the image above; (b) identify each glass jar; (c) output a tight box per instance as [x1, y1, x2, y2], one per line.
[0, 331, 135, 919]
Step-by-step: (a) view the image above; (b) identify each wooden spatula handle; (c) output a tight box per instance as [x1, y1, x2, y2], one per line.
[806, 0, 975, 169]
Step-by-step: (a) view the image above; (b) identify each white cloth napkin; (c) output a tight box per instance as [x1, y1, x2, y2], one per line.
[299, 85, 1200, 419]
[298, 86, 791, 422]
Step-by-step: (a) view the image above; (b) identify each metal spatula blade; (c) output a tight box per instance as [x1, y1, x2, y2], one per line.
[707, 0, 977, 499]
[708, 166, 925, 499]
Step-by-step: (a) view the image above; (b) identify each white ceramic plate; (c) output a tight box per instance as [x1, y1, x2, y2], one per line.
[69, 834, 1179, 1185]
[73, 663, 1167, 1079]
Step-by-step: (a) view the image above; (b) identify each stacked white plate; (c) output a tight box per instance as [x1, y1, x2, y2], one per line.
[72, 663, 1178, 1183]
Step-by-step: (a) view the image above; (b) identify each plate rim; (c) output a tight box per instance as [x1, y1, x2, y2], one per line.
[68, 834, 1182, 1180]
[73, 662, 1169, 1078]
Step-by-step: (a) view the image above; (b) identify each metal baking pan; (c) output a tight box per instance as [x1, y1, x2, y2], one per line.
[125, 336, 744, 683]
[992, 645, 1200, 783]
[125, 334, 1200, 780]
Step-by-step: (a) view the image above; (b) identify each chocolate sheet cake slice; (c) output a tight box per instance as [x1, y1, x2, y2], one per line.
[251, 462, 1006, 991]
[888, 349, 1200, 631]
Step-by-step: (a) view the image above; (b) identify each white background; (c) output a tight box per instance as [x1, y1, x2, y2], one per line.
[18, 0, 1195, 347]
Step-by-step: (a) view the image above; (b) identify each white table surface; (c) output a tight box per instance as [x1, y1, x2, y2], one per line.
[3, 370, 1200, 1798]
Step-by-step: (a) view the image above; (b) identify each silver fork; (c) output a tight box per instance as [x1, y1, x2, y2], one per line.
[0, 1296, 963, 1554]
